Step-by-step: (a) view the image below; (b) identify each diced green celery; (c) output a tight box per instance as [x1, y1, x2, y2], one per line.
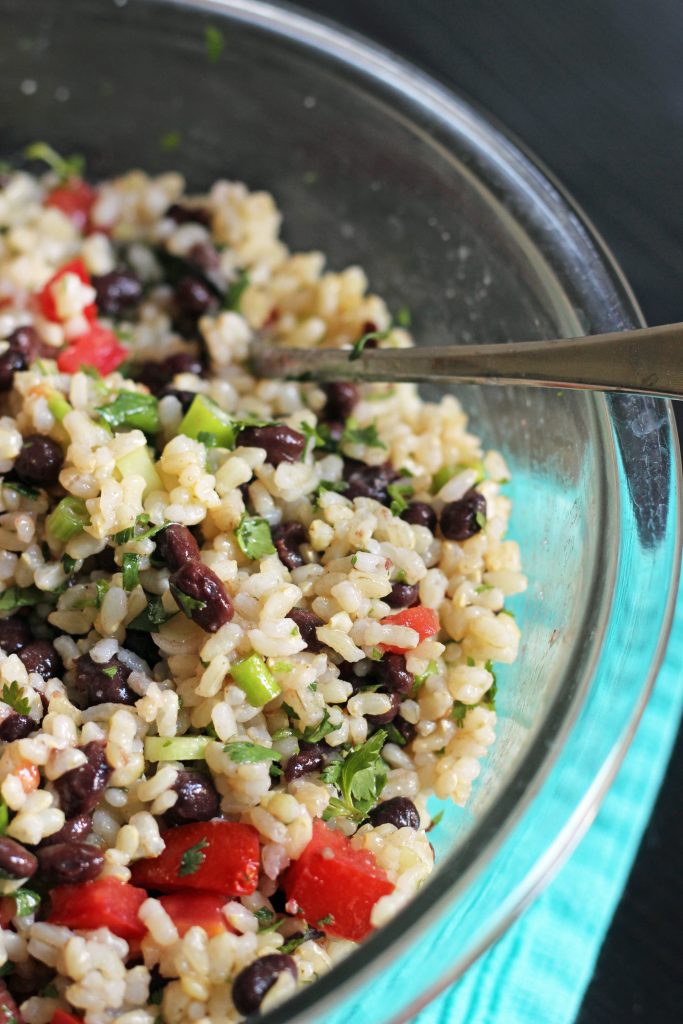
[116, 446, 162, 496]
[47, 392, 72, 423]
[144, 735, 210, 762]
[231, 653, 281, 707]
[47, 497, 89, 541]
[179, 395, 236, 447]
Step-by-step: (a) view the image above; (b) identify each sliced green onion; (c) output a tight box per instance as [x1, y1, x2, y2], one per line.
[47, 392, 72, 423]
[116, 446, 162, 497]
[231, 653, 281, 707]
[144, 735, 210, 762]
[179, 395, 236, 448]
[47, 497, 89, 541]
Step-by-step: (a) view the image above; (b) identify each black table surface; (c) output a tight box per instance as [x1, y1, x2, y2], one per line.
[295, 1, 683, 1021]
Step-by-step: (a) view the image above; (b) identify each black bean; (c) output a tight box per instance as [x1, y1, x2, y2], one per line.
[232, 954, 297, 1016]
[366, 689, 401, 726]
[0, 837, 38, 879]
[342, 460, 400, 503]
[0, 327, 41, 392]
[165, 203, 212, 227]
[37, 841, 104, 885]
[368, 796, 420, 830]
[337, 660, 367, 692]
[74, 653, 135, 706]
[122, 631, 160, 667]
[272, 521, 307, 570]
[174, 276, 217, 317]
[158, 388, 199, 411]
[393, 715, 416, 745]
[14, 435, 63, 488]
[19, 640, 61, 681]
[169, 560, 233, 633]
[0, 616, 32, 655]
[4, 958, 53, 1002]
[40, 814, 92, 847]
[0, 714, 34, 741]
[136, 352, 204, 396]
[92, 268, 143, 318]
[377, 653, 414, 696]
[284, 747, 326, 783]
[187, 241, 221, 274]
[54, 740, 112, 817]
[322, 382, 359, 422]
[236, 424, 306, 466]
[386, 583, 419, 609]
[440, 489, 487, 542]
[156, 524, 201, 572]
[400, 501, 437, 532]
[165, 771, 220, 827]
[288, 608, 324, 653]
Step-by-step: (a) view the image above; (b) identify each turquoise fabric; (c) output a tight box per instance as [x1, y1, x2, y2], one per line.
[418, 581, 683, 1024]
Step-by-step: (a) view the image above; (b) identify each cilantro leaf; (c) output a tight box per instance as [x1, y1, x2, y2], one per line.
[197, 431, 219, 448]
[97, 391, 160, 434]
[387, 480, 413, 517]
[205, 25, 224, 63]
[3, 481, 40, 500]
[322, 730, 388, 823]
[122, 552, 140, 592]
[1, 681, 31, 716]
[349, 327, 390, 360]
[482, 660, 498, 711]
[296, 708, 335, 744]
[235, 515, 275, 560]
[411, 659, 438, 697]
[0, 586, 46, 611]
[312, 479, 348, 507]
[223, 742, 282, 764]
[224, 269, 250, 311]
[62, 554, 77, 575]
[451, 701, 468, 726]
[178, 837, 208, 877]
[24, 141, 85, 181]
[341, 419, 386, 450]
[128, 594, 176, 632]
[174, 590, 207, 618]
[95, 579, 109, 608]
[280, 926, 323, 953]
[395, 306, 412, 328]
[114, 514, 168, 545]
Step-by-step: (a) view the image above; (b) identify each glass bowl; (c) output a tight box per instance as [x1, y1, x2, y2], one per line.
[1, 2, 679, 1021]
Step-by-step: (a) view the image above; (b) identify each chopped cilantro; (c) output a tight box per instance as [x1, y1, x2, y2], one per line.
[235, 515, 275, 560]
[128, 594, 176, 632]
[451, 701, 468, 726]
[394, 569, 408, 584]
[317, 913, 335, 927]
[299, 421, 324, 460]
[384, 722, 407, 747]
[254, 907, 282, 934]
[95, 579, 109, 608]
[499, 608, 515, 618]
[114, 513, 167, 545]
[205, 25, 224, 63]
[387, 479, 413, 516]
[197, 431, 219, 448]
[280, 926, 322, 953]
[482, 660, 498, 711]
[349, 327, 390, 360]
[13, 888, 40, 917]
[223, 269, 250, 311]
[0, 586, 46, 611]
[1, 681, 31, 716]
[161, 130, 182, 152]
[321, 729, 388, 823]
[271, 727, 293, 740]
[0, 962, 14, 978]
[341, 418, 386, 449]
[296, 708, 335, 744]
[97, 391, 160, 434]
[3, 480, 39, 500]
[223, 742, 282, 764]
[101, 666, 118, 679]
[174, 590, 207, 618]
[312, 479, 348, 506]
[411, 659, 438, 696]
[178, 837, 208, 877]
[395, 306, 412, 328]
[122, 552, 140, 592]
[62, 554, 77, 575]
[24, 141, 84, 181]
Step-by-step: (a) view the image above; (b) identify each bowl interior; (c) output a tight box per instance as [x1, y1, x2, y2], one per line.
[0, 2, 674, 1020]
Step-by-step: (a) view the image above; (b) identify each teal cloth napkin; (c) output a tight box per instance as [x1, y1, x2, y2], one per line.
[417, 581, 683, 1024]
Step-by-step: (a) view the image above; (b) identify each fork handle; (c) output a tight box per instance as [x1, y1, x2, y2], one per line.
[250, 322, 683, 399]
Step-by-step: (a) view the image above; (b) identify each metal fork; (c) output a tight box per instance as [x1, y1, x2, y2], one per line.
[249, 322, 683, 398]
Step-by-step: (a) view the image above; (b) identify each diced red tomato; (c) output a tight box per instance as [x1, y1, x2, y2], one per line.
[159, 890, 231, 938]
[282, 820, 394, 942]
[47, 877, 147, 941]
[0, 981, 21, 1024]
[379, 605, 440, 653]
[56, 323, 127, 376]
[39, 258, 96, 323]
[130, 821, 260, 897]
[51, 1010, 83, 1024]
[45, 179, 96, 233]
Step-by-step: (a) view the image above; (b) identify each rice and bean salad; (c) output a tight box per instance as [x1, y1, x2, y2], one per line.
[0, 151, 525, 1024]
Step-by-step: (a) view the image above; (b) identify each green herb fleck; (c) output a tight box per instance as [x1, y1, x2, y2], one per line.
[24, 141, 84, 181]
[122, 552, 140, 592]
[341, 419, 386, 450]
[498, 608, 515, 618]
[161, 130, 182, 152]
[280, 927, 321, 953]
[235, 515, 275, 560]
[349, 327, 390, 360]
[223, 742, 282, 765]
[128, 594, 176, 632]
[475, 510, 487, 529]
[395, 306, 412, 328]
[1, 682, 31, 716]
[178, 837, 208, 877]
[451, 701, 468, 726]
[0, 962, 14, 978]
[482, 660, 498, 711]
[3, 480, 39, 500]
[317, 913, 334, 927]
[312, 479, 348, 507]
[387, 479, 413, 517]
[95, 579, 109, 608]
[205, 25, 224, 63]
[97, 391, 160, 434]
[322, 729, 388, 823]
[13, 888, 40, 917]
[475, 584, 493, 593]
[296, 708, 335, 744]
[384, 723, 407, 747]
[197, 432, 219, 448]
[224, 269, 250, 311]
[0, 586, 46, 611]
[62, 554, 77, 575]
[102, 666, 118, 679]
[411, 659, 438, 696]
[174, 590, 207, 618]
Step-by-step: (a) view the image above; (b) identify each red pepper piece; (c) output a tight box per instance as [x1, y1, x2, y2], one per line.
[0, 981, 21, 1024]
[0, 897, 15, 928]
[47, 877, 147, 940]
[45, 179, 96, 233]
[159, 890, 232, 938]
[130, 821, 260, 897]
[56, 323, 128, 376]
[51, 1011, 84, 1024]
[39, 258, 96, 323]
[282, 820, 394, 942]
[379, 605, 440, 653]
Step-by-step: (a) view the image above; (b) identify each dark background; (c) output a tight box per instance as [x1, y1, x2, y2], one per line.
[295, 1, 683, 1021]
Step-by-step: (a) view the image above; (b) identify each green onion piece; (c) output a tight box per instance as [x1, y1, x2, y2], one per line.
[97, 392, 160, 434]
[231, 653, 281, 707]
[47, 392, 72, 423]
[223, 270, 250, 311]
[47, 497, 89, 541]
[144, 735, 210, 762]
[116, 446, 163, 497]
[122, 553, 140, 591]
[13, 888, 40, 917]
[0, 801, 8, 834]
[179, 395, 236, 448]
